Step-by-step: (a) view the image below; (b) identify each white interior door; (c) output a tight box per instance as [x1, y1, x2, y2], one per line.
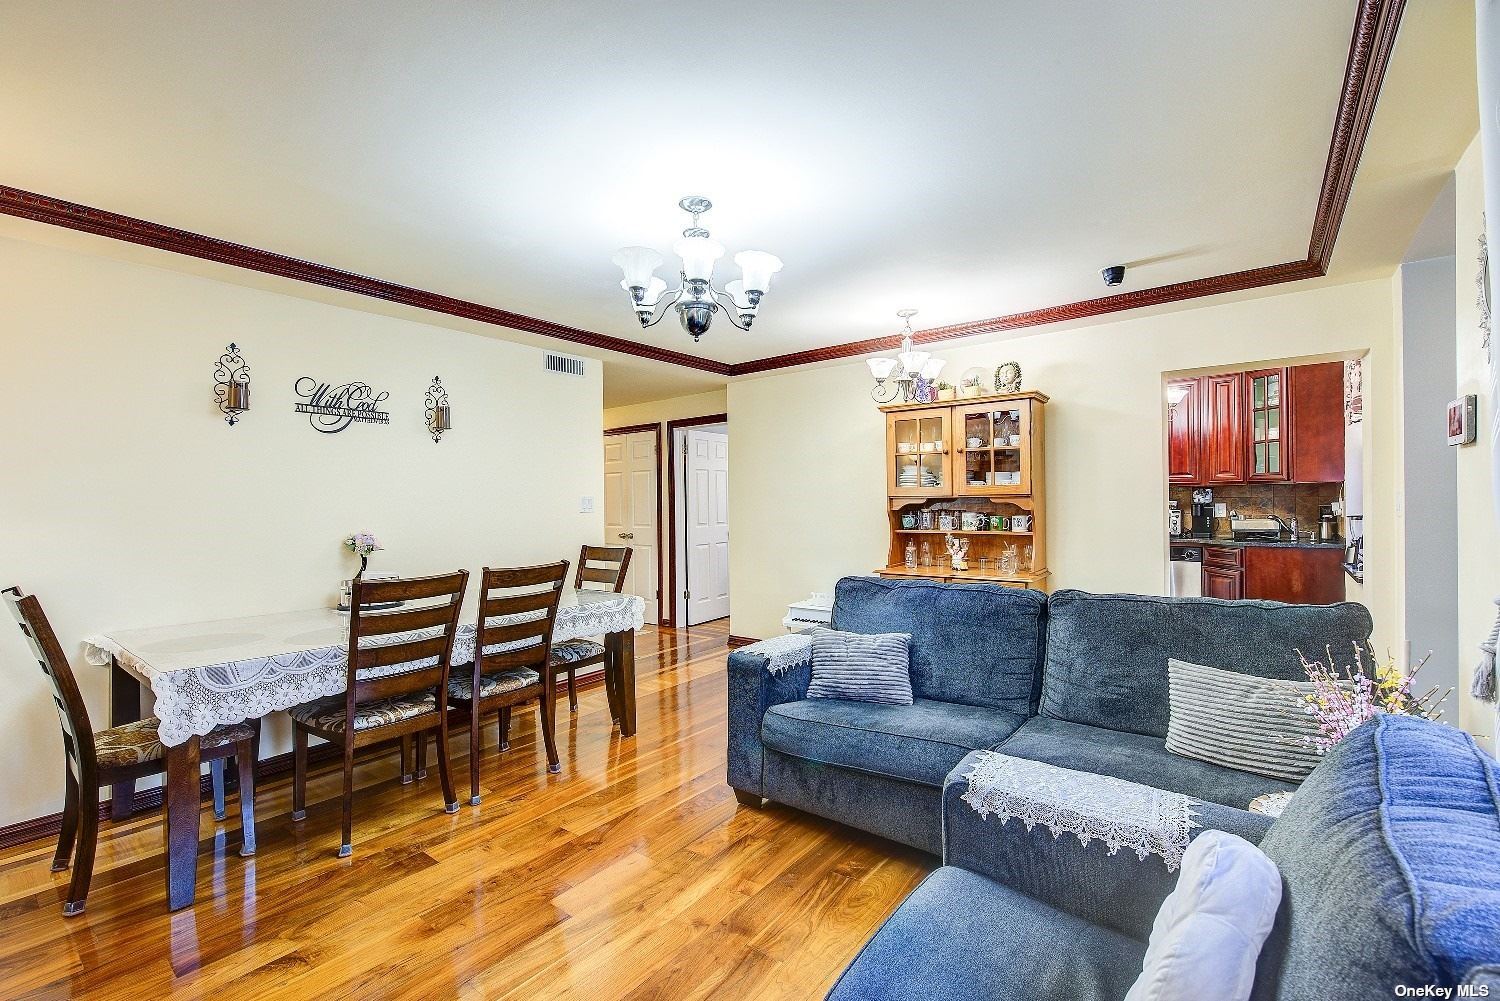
[685, 428, 730, 624]
[603, 430, 658, 622]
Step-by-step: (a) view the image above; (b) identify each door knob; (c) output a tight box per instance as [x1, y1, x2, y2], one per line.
[619, 532, 634, 540]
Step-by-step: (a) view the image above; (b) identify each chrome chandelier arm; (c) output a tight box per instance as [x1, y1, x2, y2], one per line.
[638, 285, 687, 327]
[708, 287, 752, 330]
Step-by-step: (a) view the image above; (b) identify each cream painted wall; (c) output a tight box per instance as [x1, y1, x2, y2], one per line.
[728, 280, 1403, 661]
[0, 233, 604, 827]
[1453, 136, 1498, 751]
[603, 388, 728, 622]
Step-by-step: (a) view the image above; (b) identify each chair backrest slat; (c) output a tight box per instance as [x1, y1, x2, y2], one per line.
[356, 601, 459, 637]
[4, 587, 95, 774]
[346, 571, 468, 704]
[574, 545, 631, 593]
[468, 562, 569, 684]
[355, 633, 450, 671]
[483, 589, 558, 618]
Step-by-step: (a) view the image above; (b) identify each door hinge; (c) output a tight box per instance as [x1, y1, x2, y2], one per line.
[684, 590, 691, 599]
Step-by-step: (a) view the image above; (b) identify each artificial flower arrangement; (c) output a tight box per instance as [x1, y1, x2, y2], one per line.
[1297, 643, 1451, 754]
[343, 531, 383, 571]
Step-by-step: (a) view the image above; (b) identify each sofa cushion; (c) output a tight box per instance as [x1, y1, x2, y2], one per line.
[830, 576, 1045, 715]
[1251, 716, 1500, 1000]
[998, 716, 1298, 811]
[763, 697, 1027, 788]
[827, 866, 1146, 1001]
[808, 627, 913, 704]
[1165, 659, 1325, 782]
[1039, 590, 1373, 738]
[1125, 831, 1282, 1001]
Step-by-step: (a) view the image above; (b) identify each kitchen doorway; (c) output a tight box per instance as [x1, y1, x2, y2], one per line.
[667, 414, 730, 626]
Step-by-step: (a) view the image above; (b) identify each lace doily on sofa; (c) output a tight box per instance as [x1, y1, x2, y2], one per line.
[83, 593, 645, 747]
[737, 634, 812, 674]
[961, 752, 1200, 871]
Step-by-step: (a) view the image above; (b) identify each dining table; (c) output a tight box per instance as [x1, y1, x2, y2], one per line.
[82, 587, 644, 910]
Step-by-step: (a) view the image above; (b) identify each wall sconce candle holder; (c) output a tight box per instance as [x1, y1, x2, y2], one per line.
[214, 343, 251, 426]
[425, 376, 451, 443]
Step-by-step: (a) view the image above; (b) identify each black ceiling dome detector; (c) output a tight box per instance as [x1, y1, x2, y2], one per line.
[1101, 265, 1125, 287]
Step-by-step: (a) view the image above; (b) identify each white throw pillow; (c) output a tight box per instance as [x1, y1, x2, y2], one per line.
[1124, 830, 1283, 1001]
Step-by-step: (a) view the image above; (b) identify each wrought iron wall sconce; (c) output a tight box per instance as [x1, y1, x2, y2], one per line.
[425, 376, 451, 443]
[214, 343, 251, 426]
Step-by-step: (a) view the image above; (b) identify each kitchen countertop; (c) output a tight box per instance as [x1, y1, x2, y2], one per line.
[1170, 537, 1345, 551]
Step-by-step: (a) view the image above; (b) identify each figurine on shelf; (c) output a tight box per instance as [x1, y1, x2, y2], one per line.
[945, 533, 970, 571]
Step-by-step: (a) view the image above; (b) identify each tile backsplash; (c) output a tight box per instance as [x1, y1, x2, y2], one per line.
[1169, 482, 1342, 539]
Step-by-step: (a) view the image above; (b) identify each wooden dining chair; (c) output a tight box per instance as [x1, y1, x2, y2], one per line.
[549, 545, 632, 712]
[4, 586, 258, 916]
[447, 561, 569, 804]
[289, 570, 468, 858]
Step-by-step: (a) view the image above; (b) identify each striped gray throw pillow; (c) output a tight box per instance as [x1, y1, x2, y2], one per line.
[807, 628, 913, 705]
[1165, 659, 1324, 782]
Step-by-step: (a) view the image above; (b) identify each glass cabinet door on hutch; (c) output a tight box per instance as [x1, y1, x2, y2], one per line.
[1246, 368, 1289, 482]
[886, 407, 951, 497]
[956, 400, 1033, 496]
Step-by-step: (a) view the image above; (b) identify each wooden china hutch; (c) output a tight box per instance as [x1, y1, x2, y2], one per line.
[876, 391, 1050, 591]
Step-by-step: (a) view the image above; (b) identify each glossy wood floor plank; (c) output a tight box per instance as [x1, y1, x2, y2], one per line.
[0, 620, 933, 1000]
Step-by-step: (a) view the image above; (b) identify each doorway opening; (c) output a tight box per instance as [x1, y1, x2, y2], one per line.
[667, 414, 730, 627]
[602, 423, 661, 624]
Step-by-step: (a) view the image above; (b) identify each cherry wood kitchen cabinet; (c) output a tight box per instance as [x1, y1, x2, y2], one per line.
[1288, 362, 1345, 483]
[1171, 362, 1345, 486]
[1167, 378, 1202, 484]
[1200, 374, 1246, 484]
[1245, 367, 1290, 482]
[1201, 546, 1245, 600]
[1243, 546, 1345, 604]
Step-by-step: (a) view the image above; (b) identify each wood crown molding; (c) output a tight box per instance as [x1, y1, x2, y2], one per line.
[0, 0, 1401, 379]
[0, 185, 732, 377]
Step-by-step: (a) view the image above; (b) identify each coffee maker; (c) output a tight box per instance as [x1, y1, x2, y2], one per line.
[1188, 489, 1216, 539]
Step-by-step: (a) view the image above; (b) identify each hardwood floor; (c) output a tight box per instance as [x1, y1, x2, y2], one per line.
[0, 621, 932, 1000]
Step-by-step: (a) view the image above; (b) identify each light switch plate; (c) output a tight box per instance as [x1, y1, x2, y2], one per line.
[580, 496, 594, 513]
[1214, 503, 1228, 518]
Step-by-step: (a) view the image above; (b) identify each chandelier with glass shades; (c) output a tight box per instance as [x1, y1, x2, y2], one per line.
[612, 196, 783, 341]
[868, 309, 948, 403]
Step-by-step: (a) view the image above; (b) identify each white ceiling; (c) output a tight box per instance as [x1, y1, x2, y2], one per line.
[0, 1, 1363, 373]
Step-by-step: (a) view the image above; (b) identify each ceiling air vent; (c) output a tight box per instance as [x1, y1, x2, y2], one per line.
[544, 353, 586, 378]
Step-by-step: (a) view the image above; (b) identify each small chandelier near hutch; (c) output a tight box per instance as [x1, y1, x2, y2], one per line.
[612, 196, 783, 341]
[868, 310, 947, 404]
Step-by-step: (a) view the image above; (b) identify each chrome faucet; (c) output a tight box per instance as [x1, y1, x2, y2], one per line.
[1266, 514, 1295, 538]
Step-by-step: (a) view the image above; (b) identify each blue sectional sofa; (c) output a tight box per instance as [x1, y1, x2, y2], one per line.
[727, 577, 1374, 855]
[828, 716, 1500, 1000]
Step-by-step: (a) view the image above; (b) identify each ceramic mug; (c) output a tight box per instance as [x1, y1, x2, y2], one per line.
[901, 512, 918, 530]
[1010, 514, 1032, 532]
[991, 515, 1007, 531]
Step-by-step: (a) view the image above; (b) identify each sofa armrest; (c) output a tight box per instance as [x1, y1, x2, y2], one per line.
[727, 636, 813, 797]
[941, 750, 1273, 942]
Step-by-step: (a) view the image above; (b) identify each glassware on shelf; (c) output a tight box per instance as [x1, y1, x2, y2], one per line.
[920, 541, 932, 566]
[999, 544, 1019, 576]
[1022, 545, 1034, 572]
[919, 509, 935, 531]
[904, 539, 917, 569]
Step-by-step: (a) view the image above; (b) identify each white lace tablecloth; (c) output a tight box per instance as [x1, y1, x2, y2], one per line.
[83, 591, 644, 746]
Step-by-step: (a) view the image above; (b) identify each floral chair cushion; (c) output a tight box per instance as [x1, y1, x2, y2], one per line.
[550, 639, 605, 665]
[448, 667, 540, 702]
[289, 691, 438, 734]
[93, 717, 254, 770]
